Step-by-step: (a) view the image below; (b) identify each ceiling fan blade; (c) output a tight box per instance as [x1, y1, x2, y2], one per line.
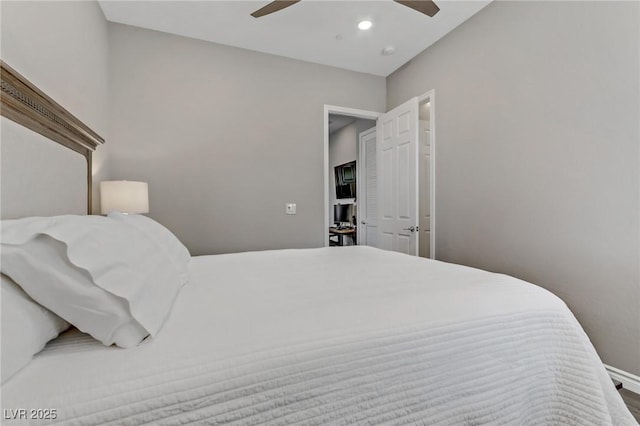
[251, 1, 301, 18]
[394, 0, 440, 17]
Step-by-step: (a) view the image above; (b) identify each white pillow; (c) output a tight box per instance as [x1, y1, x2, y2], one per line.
[1, 215, 188, 348]
[2, 235, 148, 348]
[1, 274, 69, 383]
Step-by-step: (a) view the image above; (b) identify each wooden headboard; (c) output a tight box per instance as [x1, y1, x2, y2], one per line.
[0, 60, 105, 216]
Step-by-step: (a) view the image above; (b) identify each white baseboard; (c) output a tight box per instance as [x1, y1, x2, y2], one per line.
[605, 364, 640, 394]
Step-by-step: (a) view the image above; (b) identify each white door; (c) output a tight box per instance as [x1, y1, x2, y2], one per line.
[377, 97, 419, 255]
[419, 119, 431, 258]
[358, 127, 377, 247]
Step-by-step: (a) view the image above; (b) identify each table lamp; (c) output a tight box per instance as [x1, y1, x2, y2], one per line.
[100, 181, 149, 215]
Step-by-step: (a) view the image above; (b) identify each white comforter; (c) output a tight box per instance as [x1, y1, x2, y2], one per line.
[2, 247, 635, 425]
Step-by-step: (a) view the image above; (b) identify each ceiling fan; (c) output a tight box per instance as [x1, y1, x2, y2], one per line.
[251, 0, 440, 19]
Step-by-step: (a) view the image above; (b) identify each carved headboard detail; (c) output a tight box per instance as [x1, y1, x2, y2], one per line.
[0, 60, 105, 213]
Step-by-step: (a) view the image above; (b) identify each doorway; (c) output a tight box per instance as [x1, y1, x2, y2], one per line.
[323, 106, 381, 247]
[323, 93, 435, 259]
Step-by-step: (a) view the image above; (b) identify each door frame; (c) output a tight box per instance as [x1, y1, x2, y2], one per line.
[417, 90, 436, 259]
[323, 105, 382, 247]
[357, 126, 377, 246]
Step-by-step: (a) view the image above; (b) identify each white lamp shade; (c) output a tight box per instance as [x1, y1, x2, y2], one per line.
[100, 181, 149, 214]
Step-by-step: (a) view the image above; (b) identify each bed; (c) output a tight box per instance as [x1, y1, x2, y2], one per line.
[1, 60, 636, 425]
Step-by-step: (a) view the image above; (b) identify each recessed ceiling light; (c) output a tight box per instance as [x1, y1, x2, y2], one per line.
[381, 46, 396, 56]
[358, 20, 373, 30]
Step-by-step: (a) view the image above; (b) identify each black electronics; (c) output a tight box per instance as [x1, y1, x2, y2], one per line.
[334, 161, 356, 199]
[333, 204, 350, 226]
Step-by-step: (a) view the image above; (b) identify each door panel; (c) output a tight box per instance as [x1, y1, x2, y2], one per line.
[398, 141, 411, 219]
[377, 97, 419, 256]
[381, 148, 394, 219]
[382, 118, 393, 139]
[398, 234, 411, 254]
[398, 110, 411, 133]
[380, 232, 393, 250]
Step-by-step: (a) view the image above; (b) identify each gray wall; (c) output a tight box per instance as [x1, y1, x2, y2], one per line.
[109, 23, 385, 255]
[0, 0, 110, 214]
[387, 1, 640, 375]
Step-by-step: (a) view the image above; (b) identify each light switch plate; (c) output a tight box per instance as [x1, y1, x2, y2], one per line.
[286, 203, 296, 215]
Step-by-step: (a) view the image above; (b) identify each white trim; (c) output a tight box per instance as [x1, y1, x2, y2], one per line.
[323, 106, 329, 247]
[428, 90, 436, 260]
[323, 105, 382, 247]
[605, 364, 640, 394]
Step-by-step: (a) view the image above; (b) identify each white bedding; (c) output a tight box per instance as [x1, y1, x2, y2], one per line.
[2, 247, 635, 425]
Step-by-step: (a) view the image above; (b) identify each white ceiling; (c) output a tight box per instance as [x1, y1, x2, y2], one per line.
[99, 0, 492, 77]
